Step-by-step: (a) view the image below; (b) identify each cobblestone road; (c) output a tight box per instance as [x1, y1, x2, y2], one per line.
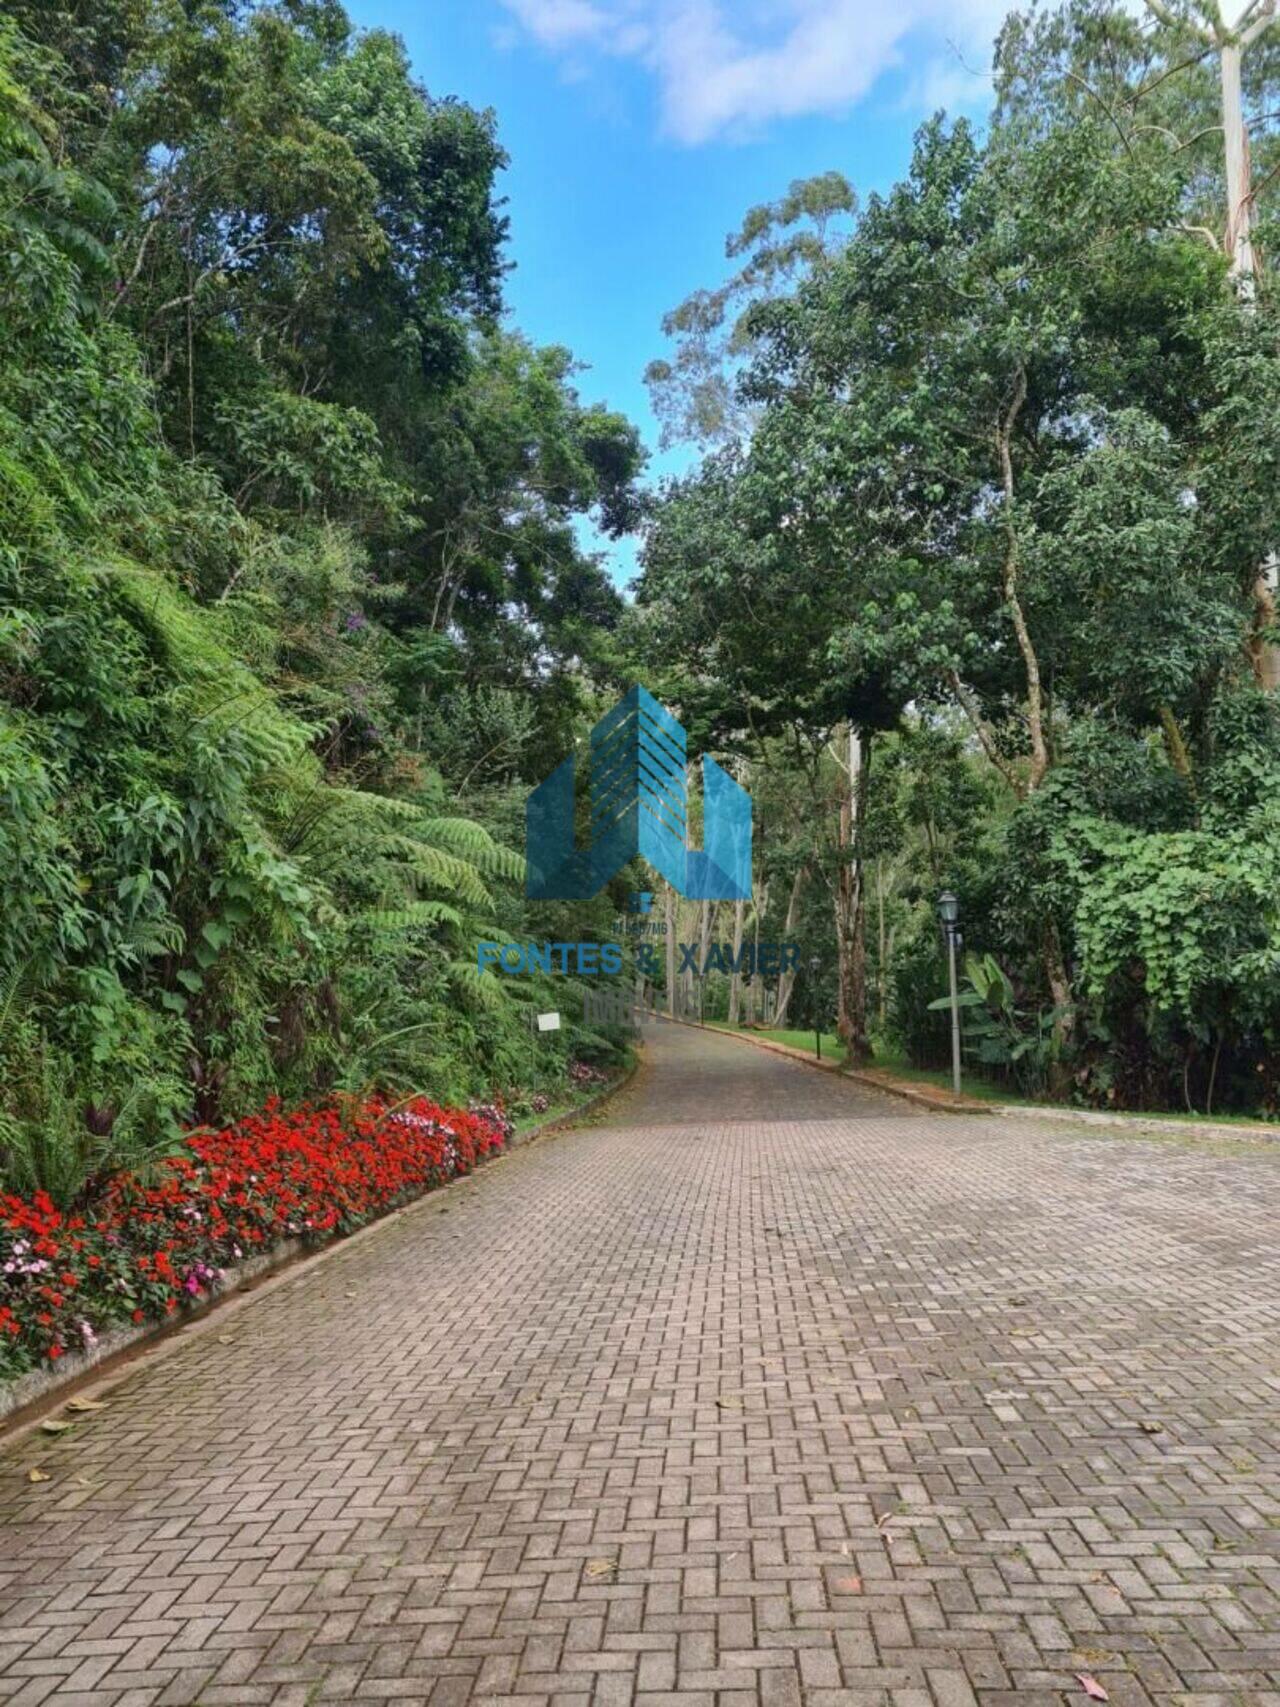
[1, 1021, 1278, 1707]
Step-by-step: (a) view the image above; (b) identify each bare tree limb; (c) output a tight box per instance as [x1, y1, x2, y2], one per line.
[1177, 220, 1226, 250]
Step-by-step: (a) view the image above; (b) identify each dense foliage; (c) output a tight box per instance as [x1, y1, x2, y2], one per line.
[0, 0, 641, 1207]
[638, 0, 1280, 1115]
[3, 0, 1279, 1234]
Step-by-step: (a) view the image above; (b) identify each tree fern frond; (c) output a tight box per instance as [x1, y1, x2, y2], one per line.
[362, 900, 464, 933]
[446, 960, 505, 1009]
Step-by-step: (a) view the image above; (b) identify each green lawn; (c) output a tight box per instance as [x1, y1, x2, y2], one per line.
[860, 1045, 1020, 1105]
[706, 1021, 843, 1058]
[710, 1025, 1017, 1103]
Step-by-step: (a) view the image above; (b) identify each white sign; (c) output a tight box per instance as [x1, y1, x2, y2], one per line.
[536, 1011, 561, 1032]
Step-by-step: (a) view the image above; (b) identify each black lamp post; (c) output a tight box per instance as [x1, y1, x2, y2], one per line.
[809, 954, 822, 1059]
[937, 890, 962, 1096]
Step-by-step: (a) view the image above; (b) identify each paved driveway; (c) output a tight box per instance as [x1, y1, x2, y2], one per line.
[1, 1022, 1277, 1706]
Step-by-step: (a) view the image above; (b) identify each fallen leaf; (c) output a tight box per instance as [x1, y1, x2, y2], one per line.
[1076, 1675, 1109, 1701]
[835, 1575, 863, 1594]
[584, 1559, 616, 1579]
[40, 1419, 73, 1435]
[26, 1468, 50, 1484]
[65, 1397, 106, 1413]
[1138, 1419, 1162, 1435]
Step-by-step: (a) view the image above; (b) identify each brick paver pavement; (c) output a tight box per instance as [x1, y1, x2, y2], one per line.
[1, 1020, 1278, 1707]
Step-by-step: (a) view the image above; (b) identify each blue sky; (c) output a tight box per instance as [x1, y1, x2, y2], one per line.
[343, 0, 1000, 583]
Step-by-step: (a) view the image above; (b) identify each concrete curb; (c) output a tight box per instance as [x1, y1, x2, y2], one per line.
[0, 1062, 637, 1438]
[989, 1100, 1279, 1143]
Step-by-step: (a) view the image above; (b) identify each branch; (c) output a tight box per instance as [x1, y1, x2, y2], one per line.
[106, 198, 170, 320]
[1131, 121, 1223, 151]
[995, 367, 1051, 793]
[1178, 220, 1225, 251]
[144, 232, 276, 327]
[1128, 43, 1213, 104]
[1142, 0, 1214, 43]
[1066, 70, 1135, 157]
[1241, 0, 1276, 46]
[949, 671, 1024, 797]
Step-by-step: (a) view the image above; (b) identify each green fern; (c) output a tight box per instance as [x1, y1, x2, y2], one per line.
[363, 900, 464, 933]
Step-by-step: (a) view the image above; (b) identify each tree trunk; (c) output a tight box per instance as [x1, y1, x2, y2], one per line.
[682, 898, 703, 1020]
[1254, 561, 1280, 691]
[773, 864, 806, 1027]
[672, 880, 682, 1010]
[1222, 39, 1256, 289]
[748, 880, 767, 1025]
[997, 369, 1052, 788]
[1043, 918, 1075, 1097]
[834, 726, 873, 1064]
[700, 899, 715, 1021]
[727, 898, 745, 1024]
[1219, 21, 1280, 689]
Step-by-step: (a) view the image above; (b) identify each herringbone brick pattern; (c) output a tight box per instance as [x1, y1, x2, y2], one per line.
[1, 1022, 1277, 1706]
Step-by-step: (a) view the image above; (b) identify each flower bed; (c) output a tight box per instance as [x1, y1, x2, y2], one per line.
[568, 1060, 610, 1090]
[0, 1093, 513, 1383]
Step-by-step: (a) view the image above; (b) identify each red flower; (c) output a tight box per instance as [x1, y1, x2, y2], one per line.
[1, 1083, 512, 1383]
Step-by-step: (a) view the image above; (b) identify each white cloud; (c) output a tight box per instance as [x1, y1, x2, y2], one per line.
[496, 0, 1007, 143]
[501, 0, 612, 48]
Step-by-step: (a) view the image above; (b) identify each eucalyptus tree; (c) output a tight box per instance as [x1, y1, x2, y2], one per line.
[644, 171, 857, 452]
